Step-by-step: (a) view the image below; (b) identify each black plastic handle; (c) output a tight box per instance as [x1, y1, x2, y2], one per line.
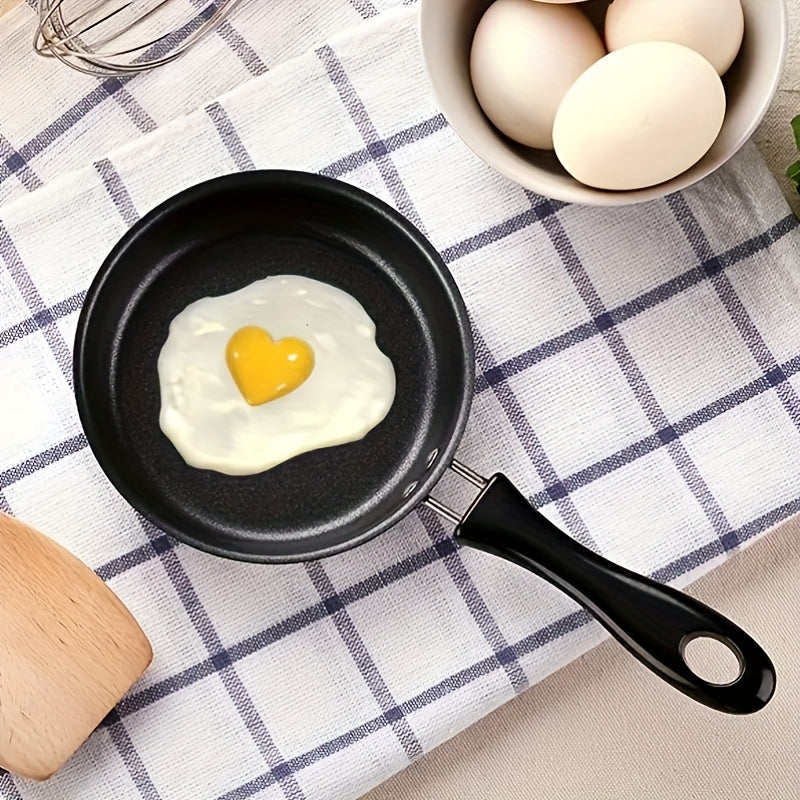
[456, 474, 776, 714]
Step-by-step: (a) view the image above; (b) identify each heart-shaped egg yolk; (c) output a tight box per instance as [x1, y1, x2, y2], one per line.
[225, 326, 315, 406]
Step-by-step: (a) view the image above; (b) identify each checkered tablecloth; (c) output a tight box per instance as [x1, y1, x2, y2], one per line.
[2, 3, 800, 800]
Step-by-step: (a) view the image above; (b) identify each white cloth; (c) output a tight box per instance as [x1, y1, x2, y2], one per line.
[1, 5, 799, 800]
[0, 0, 408, 206]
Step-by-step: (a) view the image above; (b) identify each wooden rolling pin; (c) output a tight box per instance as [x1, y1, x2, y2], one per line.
[0, 514, 152, 780]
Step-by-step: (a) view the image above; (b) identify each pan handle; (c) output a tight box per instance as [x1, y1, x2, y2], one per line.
[452, 472, 776, 714]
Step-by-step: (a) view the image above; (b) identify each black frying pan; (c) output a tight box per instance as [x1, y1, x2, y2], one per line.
[74, 171, 775, 715]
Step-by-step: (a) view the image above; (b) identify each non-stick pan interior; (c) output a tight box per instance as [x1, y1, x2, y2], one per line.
[74, 171, 474, 561]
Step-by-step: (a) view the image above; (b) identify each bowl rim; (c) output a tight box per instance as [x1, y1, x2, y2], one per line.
[418, 0, 789, 206]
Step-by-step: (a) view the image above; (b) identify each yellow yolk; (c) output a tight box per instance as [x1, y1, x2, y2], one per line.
[225, 326, 314, 406]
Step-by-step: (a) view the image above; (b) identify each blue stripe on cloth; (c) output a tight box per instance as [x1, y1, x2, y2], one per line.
[214, 613, 587, 800]
[0, 434, 86, 489]
[304, 561, 424, 761]
[214, 602, 571, 800]
[316, 45, 529, 692]
[530, 353, 800, 506]
[104, 82, 158, 136]
[115, 600, 332, 718]
[416, 509, 529, 692]
[717, 213, 799, 264]
[95, 159, 141, 226]
[537, 198, 733, 546]
[349, 0, 379, 18]
[472, 318, 600, 551]
[674, 354, 800, 434]
[0, 223, 75, 386]
[0, 772, 23, 800]
[113, 544, 453, 720]
[128, 3, 216, 67]
[728, 492, 800, 546]
[206, 102, 257, 171]
[115, 654, 219, 717]
[104, 709, 160, 800]
[0, 291, 85, 348]
[96, 535, 175, 581]
[667, 195, 800, 548]
[441, 200, 564, 266]
[649, 539, 724, 584]
[317, 45, 425, 233]
[135, 517, 306, 800]
[0, 131, 42, 192]
[214, 21, 269, 76]
[181, 0, 267, 77]
[320, 114, 448, 179]
[108, 486, 792, 743]
[477, 214, 800, 391]
[184, 0, 266, 77]
[0, 78, 154, 191]
[0, 5, 258, 197]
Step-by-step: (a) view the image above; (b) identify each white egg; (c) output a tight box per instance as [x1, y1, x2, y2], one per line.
[157, 275, 396, 476]
[605, 0, 744, 76]
[470, 0, 605, 150]
[553, 42, 726, 191]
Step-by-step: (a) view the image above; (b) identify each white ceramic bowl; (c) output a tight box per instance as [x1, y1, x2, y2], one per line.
[419, 0, 787, 206]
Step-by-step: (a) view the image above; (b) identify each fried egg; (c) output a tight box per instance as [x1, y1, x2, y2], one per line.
[157, 275, 396, 475]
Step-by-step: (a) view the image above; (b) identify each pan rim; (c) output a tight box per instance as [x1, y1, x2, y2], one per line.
[73, 169, 476, 562]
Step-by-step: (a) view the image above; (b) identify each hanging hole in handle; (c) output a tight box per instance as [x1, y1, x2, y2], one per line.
[681, 633, 744, 685]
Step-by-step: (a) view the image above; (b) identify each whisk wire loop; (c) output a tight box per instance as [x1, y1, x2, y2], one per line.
[34, 0, 241, 76]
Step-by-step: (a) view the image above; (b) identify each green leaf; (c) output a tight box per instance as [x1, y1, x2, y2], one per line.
[787, 159, 800, 184]
[792, 115, 800, 152]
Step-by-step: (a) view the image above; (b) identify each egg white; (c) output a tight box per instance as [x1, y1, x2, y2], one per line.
[157, 275, 396, 475]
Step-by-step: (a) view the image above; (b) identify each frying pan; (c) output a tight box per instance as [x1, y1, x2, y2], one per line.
[74, 170, 775, 715]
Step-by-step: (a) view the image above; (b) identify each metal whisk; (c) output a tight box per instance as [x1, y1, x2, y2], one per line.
[34, 0, 242, 76]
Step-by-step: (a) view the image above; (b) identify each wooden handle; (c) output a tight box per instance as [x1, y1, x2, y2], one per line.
[0, 0, 22, 19]
[0, 514, 152, 781]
